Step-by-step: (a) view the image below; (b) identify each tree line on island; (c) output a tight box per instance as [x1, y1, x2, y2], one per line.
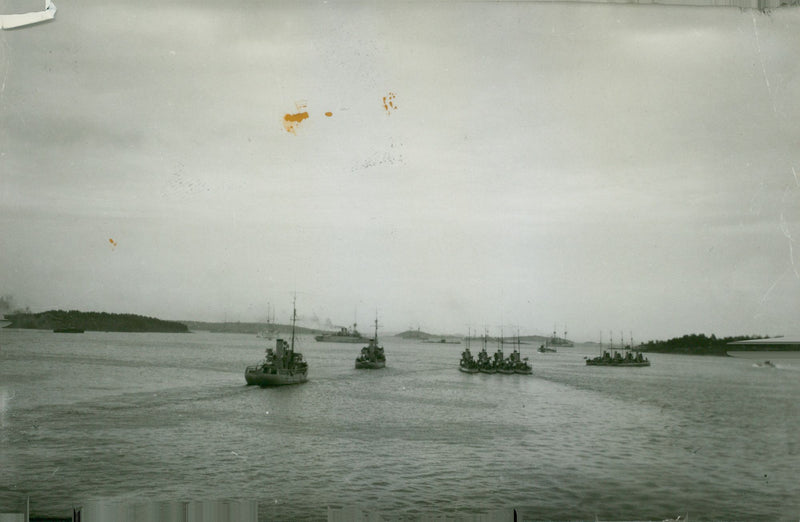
[3, 310, 189, 333]
[639, 333, 768, 355]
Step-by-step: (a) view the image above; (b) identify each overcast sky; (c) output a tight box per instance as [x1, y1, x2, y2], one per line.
[1, 1, 799, 341]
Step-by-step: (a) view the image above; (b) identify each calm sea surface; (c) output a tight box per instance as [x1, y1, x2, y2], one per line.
[1, 329, 799, 521]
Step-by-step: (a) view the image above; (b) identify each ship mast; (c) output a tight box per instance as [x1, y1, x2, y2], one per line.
[290, 296, 297, 354]
[499, 326, 504, 353]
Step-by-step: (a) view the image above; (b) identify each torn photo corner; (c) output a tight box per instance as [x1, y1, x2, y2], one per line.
[0, 0, 57, 30]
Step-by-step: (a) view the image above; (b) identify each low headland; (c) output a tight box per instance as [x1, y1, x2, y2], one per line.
[3, 309, 189, 333]
[639, 333, 769, 356]
[182, 320, 319, 335]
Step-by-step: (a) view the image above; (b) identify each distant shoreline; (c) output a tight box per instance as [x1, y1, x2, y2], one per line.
[3, 310, 189, 333]
[639, 334, 775, 356]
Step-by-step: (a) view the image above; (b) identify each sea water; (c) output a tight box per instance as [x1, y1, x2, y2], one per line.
[1, 328, 798, 521]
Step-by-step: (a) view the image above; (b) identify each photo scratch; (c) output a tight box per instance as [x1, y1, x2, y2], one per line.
[751, 13, 777, 116]
[779, 210, 799, 280]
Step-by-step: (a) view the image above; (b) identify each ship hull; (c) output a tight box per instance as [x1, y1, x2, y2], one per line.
[355, 360, 386, 369]
[459, 366, 479, 374]
[315, 336, 365, 343]
[245, 367, 308, 386]
[585, 361, 650, 367]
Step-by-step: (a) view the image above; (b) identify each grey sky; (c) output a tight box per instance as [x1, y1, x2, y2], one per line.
[2, 1, 799, 341]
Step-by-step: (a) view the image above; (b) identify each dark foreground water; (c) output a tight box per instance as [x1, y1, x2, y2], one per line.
[1, 329, 798, 521]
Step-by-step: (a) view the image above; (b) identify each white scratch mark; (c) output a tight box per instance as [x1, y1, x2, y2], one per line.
[792, 167, 799, 188]
[779, 209, 799, 280]
[751, 13, 777, 116]
[0, 35, 9, 99]
[759, 272, 782, 307]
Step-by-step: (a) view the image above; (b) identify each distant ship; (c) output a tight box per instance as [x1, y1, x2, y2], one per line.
[538, 343, 557, 353]
[53, 327, 84, 333]
[315, 323, 366, 343]
[586, 335, 649, 367]
[548, 325, 573, 347]
[422, 338, 462, 344]
[355, 317, 386, 369]
[245, 299, 308, 386]
[256, 303, 278, 339]
[586, 350, 650, 367]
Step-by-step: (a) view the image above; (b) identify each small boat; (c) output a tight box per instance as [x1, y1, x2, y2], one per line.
[459, 360, 479, 374]
[355, 317, 386, 369]
[754, 360, 777, 368]
[53, 327, 84, 333]
[514, 358, 533, 374]
[538, 343, 557, 353]
[423, 338, 462, 344]
[315, 323, 366, 343]
[245, 299, 308, 386]
[459, 330, 479, 373]
[509, 334, 532, 374]
[475, 330, 495, 373]
[494, 339, 514, 374]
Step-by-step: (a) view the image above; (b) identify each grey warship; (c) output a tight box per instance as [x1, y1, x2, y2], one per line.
[245, 300, 308, 386]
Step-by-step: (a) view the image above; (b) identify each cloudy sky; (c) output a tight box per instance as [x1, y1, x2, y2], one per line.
[1, 0, 799, 341]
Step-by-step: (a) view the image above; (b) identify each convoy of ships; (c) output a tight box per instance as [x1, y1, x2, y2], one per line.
[459, 331, 532, 374]
[244, 304, 655, 386]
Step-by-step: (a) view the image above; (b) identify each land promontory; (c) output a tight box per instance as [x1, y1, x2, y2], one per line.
[3, 310, 189, 333]
[639, 333, 767, 355]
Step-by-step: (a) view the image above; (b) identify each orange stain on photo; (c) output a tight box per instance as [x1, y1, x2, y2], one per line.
[325, 111, 333, 117]
[383, 92, 397, 114]
[109, 238, 118, 249]
[283, 101, 310, 134]
[283, 111, 309, 134]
